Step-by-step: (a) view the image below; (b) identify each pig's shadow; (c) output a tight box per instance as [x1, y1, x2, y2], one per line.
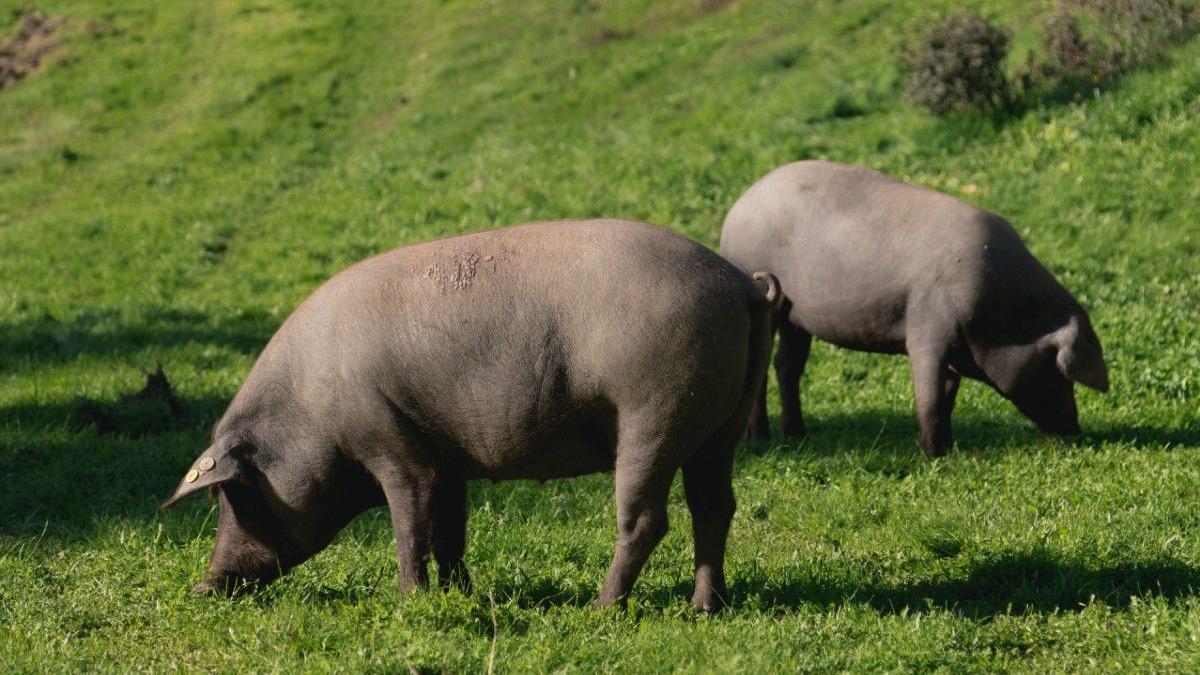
[747, 409, 1200, 459]
[720, 550, 1200, 618]
[1080, 423, 1200, 450]
[475, 547, 1200, 619]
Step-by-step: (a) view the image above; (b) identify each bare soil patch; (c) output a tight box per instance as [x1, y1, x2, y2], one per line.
[1, 11, 59, 90]
[587, 26, 634, 45]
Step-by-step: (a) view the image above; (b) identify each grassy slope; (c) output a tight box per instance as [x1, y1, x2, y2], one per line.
[1, 0, 1198, 670]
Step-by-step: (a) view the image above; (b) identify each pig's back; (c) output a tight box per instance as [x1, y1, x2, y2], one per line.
[233, 220, 758, 479]
[721, 161, 1036, 350]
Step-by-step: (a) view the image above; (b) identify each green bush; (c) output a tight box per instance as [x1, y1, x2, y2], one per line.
[1037, 0, 1199, 85]
[903, 11, 1013, 116]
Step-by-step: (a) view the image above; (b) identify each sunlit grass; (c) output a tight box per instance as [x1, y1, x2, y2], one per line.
[1, 0, 1198, 669]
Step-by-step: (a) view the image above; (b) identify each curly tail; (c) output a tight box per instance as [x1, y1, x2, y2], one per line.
[730, 271, 781, 442]
[751, 272, 783, 313]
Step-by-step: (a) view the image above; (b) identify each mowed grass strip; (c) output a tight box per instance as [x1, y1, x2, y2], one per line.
[1, 0, 1198, 670]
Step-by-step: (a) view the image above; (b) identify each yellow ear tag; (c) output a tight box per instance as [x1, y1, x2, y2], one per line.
[185, 469, 200, 483]
[197, 456, 216, 471]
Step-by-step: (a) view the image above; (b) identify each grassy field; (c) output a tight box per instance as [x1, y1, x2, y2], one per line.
[1, 0, 1198, 670]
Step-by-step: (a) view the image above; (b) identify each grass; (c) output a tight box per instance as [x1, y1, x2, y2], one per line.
[1, 0, 1198, 670]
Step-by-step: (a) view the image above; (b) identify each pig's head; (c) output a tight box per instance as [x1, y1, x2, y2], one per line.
[971, 314, 1108, 436]
[1007, 357, 1082, 435]
[163, 435, 378, 595]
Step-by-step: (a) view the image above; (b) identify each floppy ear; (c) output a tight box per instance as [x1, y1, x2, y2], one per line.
[162, 440, 244, 509]
[1046, 321, 1110, 392]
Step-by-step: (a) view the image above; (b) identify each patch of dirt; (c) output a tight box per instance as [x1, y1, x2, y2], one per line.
[1, 10, 59, 90]
[587, 26, 634, 45]
[75, 365, 187, 436]
[366, 94, 410, 131]
[699, 0, 738, 13]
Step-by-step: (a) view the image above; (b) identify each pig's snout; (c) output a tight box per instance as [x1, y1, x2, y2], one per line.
[191, 566, 278, 596]
[191, 578, 227, 596]
[1038, 412, 1081, 437]
[191, 571, 257, 596]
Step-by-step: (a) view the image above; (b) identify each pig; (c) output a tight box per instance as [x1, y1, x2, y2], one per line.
[163, 219, 782, 612]
[719, 161, 1108, 457]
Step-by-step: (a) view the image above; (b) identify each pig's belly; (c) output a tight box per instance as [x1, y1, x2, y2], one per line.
[456, 414, 617, 483]
[788, 290, 909, 354]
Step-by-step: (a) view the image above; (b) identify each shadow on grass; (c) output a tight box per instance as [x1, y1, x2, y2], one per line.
[0, 307, 277, 537]
[0, 305, 277, 373]
[742, 409, 1032, 465]
[0, 396, 228, 538]
[1083, 423, 1200, 449]
[453, 545, 1200, 619]
[743, 408, 1200, 460]
[729, 549, 1200, 618]
[2, 307, 1194, 555]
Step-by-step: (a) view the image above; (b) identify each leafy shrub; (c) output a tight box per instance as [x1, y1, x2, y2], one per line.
[1042, 11, 1094, 79]
[1037, 0, 1199, 85]
[903, 11, 1013, 116]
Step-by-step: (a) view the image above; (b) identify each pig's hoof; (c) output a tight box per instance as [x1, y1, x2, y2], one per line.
[782, 427, 807, 440]
[921, 441, 950, 458]
[691, 590, 728, 614]
[438, 568, 472, 595]
[1041, 421, 1082, 437]
[745, 425, 771, 443]
[592, 595, 627, 611]
[780, 420, 807, 439]
[191, 580, 223, 596]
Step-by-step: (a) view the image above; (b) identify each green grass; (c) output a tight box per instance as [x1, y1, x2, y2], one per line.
[1, 0, 1198, 670]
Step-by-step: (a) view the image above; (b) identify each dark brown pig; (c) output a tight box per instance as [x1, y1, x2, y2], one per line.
[720, 161, 1108, 457]
[164, 219, 781, 612]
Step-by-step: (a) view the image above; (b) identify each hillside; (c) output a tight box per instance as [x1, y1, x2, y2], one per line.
[1, 0, 1198, 670]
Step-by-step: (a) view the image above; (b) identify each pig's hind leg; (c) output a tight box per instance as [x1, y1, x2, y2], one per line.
[595, 426, 677, 609]
[682, 428, 738, 613]
[776, 317, 813, 439]
[745, 316, 777, 441]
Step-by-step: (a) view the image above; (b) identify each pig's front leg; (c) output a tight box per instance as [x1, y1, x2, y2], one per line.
[373, 462, 436, 594]
[908, 340, 958, 458]
[433, 476, 471, 593]
[940, 369, 961, 425]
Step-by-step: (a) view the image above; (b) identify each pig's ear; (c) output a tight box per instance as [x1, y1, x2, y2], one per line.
[162, 440, 245, 510]
[1045, 321, 1110, 393]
